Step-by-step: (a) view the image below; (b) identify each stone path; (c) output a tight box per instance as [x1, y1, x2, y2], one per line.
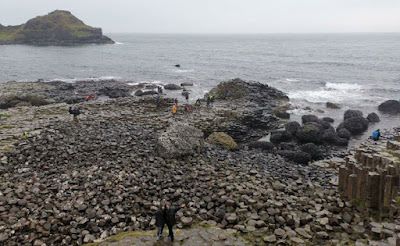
[90, 227, 250, 246]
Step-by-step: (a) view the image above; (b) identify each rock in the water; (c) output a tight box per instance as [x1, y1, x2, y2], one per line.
[322, 117, 334, 123]
[344, 109, 363, 120]
[181, 82, 194, 86]
[206, 132, 238, 150]
[301, 114, 319, 124]
[367, 112, 380, 123]
[326, 102, 341, 109]
[156, 122, 204, 158]
[248, 141, 274, 150]
[275, 111, 290, 119]
[296, 124, 323, 144]
[378, 100, 400, 114]
[164, 84, 182, 90]
[285, 121, 301, 135]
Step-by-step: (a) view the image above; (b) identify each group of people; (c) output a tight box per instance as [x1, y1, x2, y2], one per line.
[155, 201, 186, 242]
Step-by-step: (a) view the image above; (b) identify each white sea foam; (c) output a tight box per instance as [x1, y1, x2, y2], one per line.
[48, 76, 121, 83]
[115, 42, 124, 45]
[175, 69, 194, 73]
[325, 82, 362, 91]
[285, 78, 299, 82]
[128, 80, 162, 86]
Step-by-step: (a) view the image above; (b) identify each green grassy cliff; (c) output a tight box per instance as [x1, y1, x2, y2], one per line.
[0, 10, 114, 45]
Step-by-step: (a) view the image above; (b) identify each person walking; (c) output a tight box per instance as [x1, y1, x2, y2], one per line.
[185, 93, 189, 102]
[155, 202, 166, 240]
[165, 203, 186, 242]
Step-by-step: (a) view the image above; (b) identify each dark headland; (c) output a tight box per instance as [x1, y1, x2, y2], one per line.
[0, 10, 114, 46]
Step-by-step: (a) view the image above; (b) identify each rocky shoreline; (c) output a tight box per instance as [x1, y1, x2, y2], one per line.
[0, 79, 399, 245]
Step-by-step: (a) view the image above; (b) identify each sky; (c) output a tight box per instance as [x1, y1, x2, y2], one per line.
[1, 0, 400, 34]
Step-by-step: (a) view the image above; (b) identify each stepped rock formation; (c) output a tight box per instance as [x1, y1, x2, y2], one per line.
[0, 10, 114, 45]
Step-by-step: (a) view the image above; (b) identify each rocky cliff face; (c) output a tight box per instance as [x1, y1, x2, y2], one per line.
[0, 10, 114, 46]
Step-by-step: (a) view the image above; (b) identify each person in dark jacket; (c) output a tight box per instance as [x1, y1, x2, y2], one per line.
[155, 202, 166, 240]
[165, 203, 186, 242]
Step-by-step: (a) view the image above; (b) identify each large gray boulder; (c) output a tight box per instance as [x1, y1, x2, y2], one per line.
[296, 124, 323, 144]
[337, 128, 351, 140]
[378, 100, 400, 114]
[164, 84, 182, 90]
[301, 114, 319, 124]
[155, 123, 204, 158]
[344, 110, 363, 120]
[367, 112, 380, 123]
[285, 121, 301, 135]
[337, 117, 369, 135]
[270, 131, 292, 144]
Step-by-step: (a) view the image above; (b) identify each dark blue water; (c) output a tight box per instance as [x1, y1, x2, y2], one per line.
[1, 33, 399, 140]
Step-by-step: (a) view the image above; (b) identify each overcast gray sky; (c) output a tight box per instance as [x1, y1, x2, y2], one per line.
[1, 0, 400, 33]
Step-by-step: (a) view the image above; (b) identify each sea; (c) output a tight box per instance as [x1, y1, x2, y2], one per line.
[1, 33, 399, 144]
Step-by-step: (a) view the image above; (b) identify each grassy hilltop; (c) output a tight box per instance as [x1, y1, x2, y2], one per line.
[0, 10, 114, 45]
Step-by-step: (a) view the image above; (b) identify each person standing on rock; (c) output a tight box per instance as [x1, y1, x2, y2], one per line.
[185, 93, 189, 103]
[156, 94, 161, 107]
[155, 202, 166, 241]
[207, 96, 211, 107]
[165, 203, 185, 242]
[172, 104, 177, 117]
[225, 89, 229, 99]
[195, 99, 201, 112]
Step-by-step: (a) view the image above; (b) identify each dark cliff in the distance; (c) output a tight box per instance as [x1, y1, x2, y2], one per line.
[0, 10, 115, 46]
